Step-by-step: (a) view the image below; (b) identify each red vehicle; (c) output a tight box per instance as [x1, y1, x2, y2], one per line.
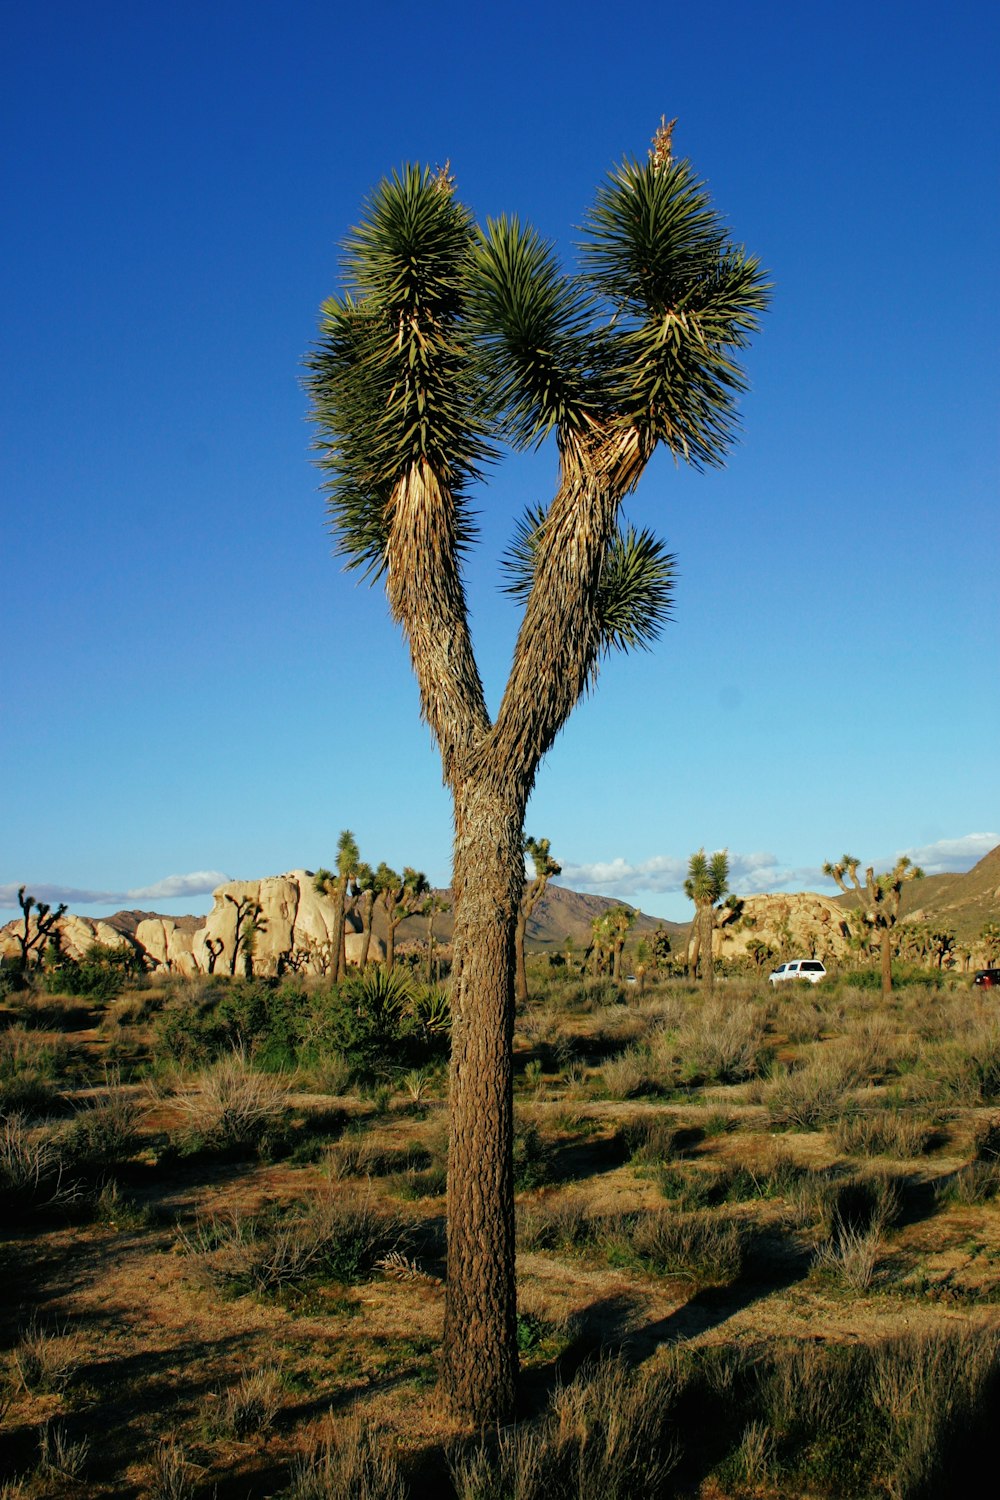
[974, 970, 1000, 989]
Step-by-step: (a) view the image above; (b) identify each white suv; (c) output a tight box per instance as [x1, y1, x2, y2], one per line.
[769, 959, 827, 986]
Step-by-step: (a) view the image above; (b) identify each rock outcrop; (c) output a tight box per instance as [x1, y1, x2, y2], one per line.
[0, 913, 132, 966]
[0, 872, 387, 978]
[714, 891, 853, 966]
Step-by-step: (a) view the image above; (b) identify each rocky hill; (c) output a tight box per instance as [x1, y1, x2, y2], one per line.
[3, 847, 996, 977]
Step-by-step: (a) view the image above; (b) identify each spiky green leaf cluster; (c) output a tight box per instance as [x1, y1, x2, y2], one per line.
[307, 139, 769, 583]
[684, 848, 731, 906]
[468, 218, 598, 446]
[501, 504, 674, 655]
[580, 156, 770, 465]
[305, 167, 489, 577]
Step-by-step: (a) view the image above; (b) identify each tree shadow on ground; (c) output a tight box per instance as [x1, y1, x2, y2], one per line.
[519, 1236, 811, 1417]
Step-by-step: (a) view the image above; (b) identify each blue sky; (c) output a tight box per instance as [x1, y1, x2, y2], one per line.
[2, 0, 997, 924]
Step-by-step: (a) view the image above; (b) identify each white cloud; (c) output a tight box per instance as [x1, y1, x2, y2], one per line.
[561, 832, 1000, 906]
[559, 849, 820, 901]
[893, 833, 998, 876]
[0, 871, 229, 910]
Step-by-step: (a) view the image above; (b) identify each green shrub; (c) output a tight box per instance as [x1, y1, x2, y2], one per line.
[513, 1120, 549, 1190]
[64, 1080, 142, 1169]
[43, 941, 147, 1000]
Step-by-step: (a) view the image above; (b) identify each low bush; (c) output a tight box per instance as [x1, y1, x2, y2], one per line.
[0, 1025, 70, 1114]
[832, 1109, 935, 1159]
[64, 1078, 143, 1169]
[43, 940, 148, 1000]
[672, 1000, 771, 1085]
[599, 1207, 743, 1288]
[180, 1191, 404, 1295]
[513, 1119, 550, 1190]
[0, 1114, 79, 1218]
[10, 1319, 84, 1394]
[167, 1050, 289, 1156]
[517, 1193, 591, 1252]
[764, 1055, 855, 1130]
[216, 1367, 285, 1438]
[601, 1046, 654, 1099]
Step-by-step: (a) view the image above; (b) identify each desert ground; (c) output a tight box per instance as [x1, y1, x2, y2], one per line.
[3, 960, 1000, 1497]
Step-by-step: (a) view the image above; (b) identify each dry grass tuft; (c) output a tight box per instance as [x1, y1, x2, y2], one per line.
[450, 1354, 682, 1498]
[11, 1318, 84, 1394]
[287, 1412, 406, 1499]
[167, 1049, 288, 1151]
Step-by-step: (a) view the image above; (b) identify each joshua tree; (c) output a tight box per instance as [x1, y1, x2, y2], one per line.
[746, 937, 776, 975]
[684, 850, 734, 991]
[608, 906, 637, 981]
[203, 935, 225, 974]
[307, 122, 766, 1422]
[823, 854, 924, 996]
[14, 887, 68, 973]
[980, 922, 1000, 967]
[514, 836, 562, 1003]
[224, 893, 263, 977]
[351, 861, 378, 966]
[374, 864, 431, 969]
[587, 911, 613, 976]
[314, 829, 360, 981]
[927, 927, 956, 971]
[422, 891, 451, 983]
[239, 907, 268, 978]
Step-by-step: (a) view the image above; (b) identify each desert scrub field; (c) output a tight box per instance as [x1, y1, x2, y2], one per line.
[1, 964, 999, 1497]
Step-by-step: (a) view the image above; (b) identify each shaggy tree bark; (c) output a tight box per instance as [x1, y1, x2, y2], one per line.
[442, 778, 525, 1419]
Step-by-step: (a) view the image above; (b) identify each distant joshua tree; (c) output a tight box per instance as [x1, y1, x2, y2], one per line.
[515, 836, 562, 1003]
[239, 907, 268, 978]
[224, 893, 264, 977]
[588, 905, 636, 980]
[420, 891, 451, 983]
[350, 861, 378, 967]
[14, 887, 67, 972]
[684, 850, 740, 991]
[314, 829, 361, 981]
[823, 854, 924, 996]
[203, 936, 225, 974]
[374, 864, 431, 969]
[980, 922, 1000, 967]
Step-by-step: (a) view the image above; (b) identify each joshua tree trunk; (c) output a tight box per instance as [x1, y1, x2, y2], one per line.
[359, 891, 374, 966]
[513, 908, 529, 1001]
[702, 907, 716, 994]
[880, 926, 892, 997]
[442, 778, 524, 1422]
[688, 919, 701, 980]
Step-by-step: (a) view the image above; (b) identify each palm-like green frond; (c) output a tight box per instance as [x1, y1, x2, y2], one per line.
[501, 506, 674, 654]
[305, 166, 490, 578]
[469, 217, 598, 446]
[597, 524, 675, 653]
[580, 153, 770, 466]
[685, 847, 730, 905]
[499, 502, 547, 602]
